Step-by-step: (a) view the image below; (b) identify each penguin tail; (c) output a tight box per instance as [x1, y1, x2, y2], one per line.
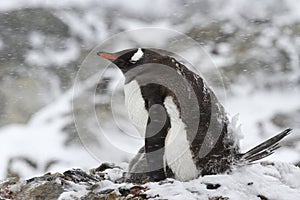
[239, 128, 292, 163]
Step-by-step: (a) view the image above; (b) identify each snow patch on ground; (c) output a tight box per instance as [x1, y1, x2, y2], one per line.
[0, 87, 98, 179]
[54, 162, 300, 199]
[145, 162, 300, 200]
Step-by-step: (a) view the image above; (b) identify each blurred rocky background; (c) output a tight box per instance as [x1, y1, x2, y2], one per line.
[0, 0, 299, 180]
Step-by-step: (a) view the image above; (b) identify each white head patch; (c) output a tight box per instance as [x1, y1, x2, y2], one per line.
[130, 48, 144, 62]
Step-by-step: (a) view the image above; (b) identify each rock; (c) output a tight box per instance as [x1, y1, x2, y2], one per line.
[17, 180, 64, 200]
[271, 110, 300, 129]
[6, 156, 38, 179]
[270, 110, 300, 152]
[0, 8, 72, 126]
[0, 8, 69, 63]
[209, 197, 229, 200]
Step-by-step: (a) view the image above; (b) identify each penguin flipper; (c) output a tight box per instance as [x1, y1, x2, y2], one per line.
[240, 128, 292, 163]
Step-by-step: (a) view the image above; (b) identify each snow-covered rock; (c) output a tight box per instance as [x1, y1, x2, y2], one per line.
[0, 162, 299, 200]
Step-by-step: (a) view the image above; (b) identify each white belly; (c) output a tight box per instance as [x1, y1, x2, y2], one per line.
[124, 80, 148, 138]
[164, 96, 199, 181]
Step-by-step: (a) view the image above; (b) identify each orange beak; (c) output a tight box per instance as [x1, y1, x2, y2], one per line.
[97, 52, 118, 61]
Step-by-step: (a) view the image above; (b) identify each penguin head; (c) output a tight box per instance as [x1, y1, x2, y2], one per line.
[97, 48, 163, 73]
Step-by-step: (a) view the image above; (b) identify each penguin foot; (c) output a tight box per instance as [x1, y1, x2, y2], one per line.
[126, 169, 166, 183]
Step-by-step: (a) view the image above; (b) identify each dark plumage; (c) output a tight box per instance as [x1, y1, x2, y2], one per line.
[97, 48, 292, 182]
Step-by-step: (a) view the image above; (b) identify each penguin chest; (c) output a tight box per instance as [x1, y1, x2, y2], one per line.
[164, 96, 199, 181]
[124, 80, 148, 138]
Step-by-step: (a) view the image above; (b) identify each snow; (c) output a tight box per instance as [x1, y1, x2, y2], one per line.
[0, 87, 98, 179]
[10, 162, 293, 199]
[26, 38, 80, 67]
[225, 88, 300, 160]
[145, 162, 300, 200]
[57, 183, 89, 200]
[103, 168, 123, 182]
[228, 114, 243, 147]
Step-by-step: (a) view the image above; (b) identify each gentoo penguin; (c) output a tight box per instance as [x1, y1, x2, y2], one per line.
[97, 48, 292, 182]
